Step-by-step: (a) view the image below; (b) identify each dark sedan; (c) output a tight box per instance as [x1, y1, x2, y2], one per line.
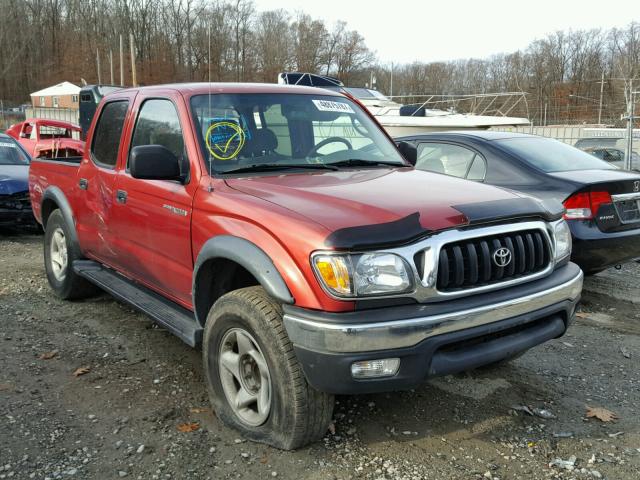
[396, 131, 640, 274]
[0, 133, 35, 229]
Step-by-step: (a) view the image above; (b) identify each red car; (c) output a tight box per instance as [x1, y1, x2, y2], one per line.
[29, 83, 583, 449]
[6, 118, 84, 158]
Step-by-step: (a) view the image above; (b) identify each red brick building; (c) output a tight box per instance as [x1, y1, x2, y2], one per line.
[30, 81, 81, 110]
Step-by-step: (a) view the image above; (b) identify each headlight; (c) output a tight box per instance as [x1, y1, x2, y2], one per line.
[313, 252, 413, 298]
[553, 220, 572, 261]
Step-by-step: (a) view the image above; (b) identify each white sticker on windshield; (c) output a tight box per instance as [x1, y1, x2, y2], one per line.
[312, 99, 355, 114]
[0, 142, 17, 148]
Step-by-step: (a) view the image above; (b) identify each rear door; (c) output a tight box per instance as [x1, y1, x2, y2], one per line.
[75, 94, 134, 265]
[110, 92, 199, 307]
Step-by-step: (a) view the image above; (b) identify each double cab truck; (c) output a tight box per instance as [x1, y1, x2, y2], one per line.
[29, 83, 583, 450]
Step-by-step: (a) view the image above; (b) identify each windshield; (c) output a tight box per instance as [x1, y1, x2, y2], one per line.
[190, 93, 405, 174]
[0, 138, 29, 165]
[495, 137, 616, 172]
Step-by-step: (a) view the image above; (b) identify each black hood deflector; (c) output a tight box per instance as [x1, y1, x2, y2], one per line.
[325, 212, 429, 250]
[452, 197, 564, 225]
[324, 197, 564, 250]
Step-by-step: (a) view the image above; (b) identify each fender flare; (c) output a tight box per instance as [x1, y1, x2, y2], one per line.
[192, 235, 294, 324]
[41, 186, 79, 248]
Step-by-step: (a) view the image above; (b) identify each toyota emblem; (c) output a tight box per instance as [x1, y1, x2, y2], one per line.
[493, 247, 512, 267]
[634, 180, 640, 193]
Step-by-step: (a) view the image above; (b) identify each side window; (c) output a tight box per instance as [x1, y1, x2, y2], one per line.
[129, 99, 185, 169]
[416, 143, 474, 178]
[609, 149, 623, 162]
[91, 101, 129, 168]
[28, 124, 37, 140]
[467, 156, 487, 181]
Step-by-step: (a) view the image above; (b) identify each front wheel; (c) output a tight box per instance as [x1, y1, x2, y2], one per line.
[202, 286, 334, 450]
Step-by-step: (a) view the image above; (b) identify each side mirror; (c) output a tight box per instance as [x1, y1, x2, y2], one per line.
[396, 141, 417, 166]
[130, 145, 182, 181]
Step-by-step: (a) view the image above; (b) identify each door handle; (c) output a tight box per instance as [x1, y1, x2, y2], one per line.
[79, 178, 88, 190]
[116, 190, 128, 204]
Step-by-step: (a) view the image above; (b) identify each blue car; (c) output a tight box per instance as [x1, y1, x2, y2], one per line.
[0, 133, 35, 228]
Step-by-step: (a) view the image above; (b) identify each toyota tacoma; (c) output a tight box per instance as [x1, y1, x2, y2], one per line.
[29, 83, 583, 449]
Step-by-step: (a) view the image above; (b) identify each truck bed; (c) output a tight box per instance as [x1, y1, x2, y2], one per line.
[28, 157, 81, 225]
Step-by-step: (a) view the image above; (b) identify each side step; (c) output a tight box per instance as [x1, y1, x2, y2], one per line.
[73, 260, 202, 347]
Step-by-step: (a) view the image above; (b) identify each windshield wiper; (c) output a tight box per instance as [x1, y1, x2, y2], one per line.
[223, 163, 339, 174]
[327, 159, 406, 168]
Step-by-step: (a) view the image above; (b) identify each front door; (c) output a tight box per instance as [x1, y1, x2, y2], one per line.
[111, 94, 198, 307]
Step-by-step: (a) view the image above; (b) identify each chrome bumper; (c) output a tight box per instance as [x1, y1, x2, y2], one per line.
[283, 269, 583, 354]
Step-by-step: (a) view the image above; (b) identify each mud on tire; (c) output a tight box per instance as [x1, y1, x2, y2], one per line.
[202, 286, 334, 450]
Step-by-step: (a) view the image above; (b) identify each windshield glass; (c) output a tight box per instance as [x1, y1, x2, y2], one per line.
[495, 137, 616, 172]
[190, 93, 405, 173]
[0, 138, 29, 165]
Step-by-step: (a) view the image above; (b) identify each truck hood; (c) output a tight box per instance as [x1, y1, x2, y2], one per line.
[226, 168, 560, 248]
[0, 165, 29, 195]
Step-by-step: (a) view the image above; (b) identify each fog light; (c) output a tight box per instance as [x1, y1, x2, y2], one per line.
[351, 358, 400, 379]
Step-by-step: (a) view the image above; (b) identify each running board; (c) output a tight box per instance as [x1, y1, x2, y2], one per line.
[73, 260, 202, 347]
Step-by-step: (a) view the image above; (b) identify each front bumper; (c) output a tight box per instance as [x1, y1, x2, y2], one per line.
[0, 208, 36, 227]
[283, 263, 583, 394]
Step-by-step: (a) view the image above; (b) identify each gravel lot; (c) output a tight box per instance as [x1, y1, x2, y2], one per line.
[1, 232, 639, 480]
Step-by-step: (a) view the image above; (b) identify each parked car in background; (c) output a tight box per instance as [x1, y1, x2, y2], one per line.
[6, 118, 84, 159]
[29, 83, 582, 449]
[0, 133, 35, 228]
[396, 132, 640, 275]
[574, 137, 622, 150]
[583, 147, 640, 171]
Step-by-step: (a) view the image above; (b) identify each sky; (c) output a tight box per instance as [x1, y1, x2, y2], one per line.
[252, 0, 639, 64]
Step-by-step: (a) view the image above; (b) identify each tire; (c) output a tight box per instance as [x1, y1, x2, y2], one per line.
[202, 286, 334, 450]
[43, 209, 99, 300]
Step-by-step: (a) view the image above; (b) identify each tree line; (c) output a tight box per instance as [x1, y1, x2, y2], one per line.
[0, 0, 638, 126]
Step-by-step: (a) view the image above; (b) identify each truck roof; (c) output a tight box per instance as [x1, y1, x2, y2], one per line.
[115, 82, 344, 97]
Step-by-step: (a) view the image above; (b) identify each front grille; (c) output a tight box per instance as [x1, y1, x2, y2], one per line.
[0, 192, 30, 211]
[436, 229, 551, 292]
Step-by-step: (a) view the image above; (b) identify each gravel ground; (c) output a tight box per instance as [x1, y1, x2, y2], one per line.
[1, 232, 639, 480]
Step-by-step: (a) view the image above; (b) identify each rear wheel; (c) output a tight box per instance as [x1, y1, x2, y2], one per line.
[44, 210, 98, 300]
[203, 286, 334, 450]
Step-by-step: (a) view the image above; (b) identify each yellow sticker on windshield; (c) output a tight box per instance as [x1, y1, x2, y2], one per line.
[205, 121, 246, 161]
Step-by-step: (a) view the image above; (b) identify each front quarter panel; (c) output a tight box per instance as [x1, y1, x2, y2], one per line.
[191, 179, 355, 313]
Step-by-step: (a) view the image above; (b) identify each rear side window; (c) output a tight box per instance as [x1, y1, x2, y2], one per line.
[417, 142, 486, 180]
[129, 99, 185, 168]
[91, 101, 128, 168]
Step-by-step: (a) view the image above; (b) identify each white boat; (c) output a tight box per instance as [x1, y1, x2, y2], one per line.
[278, 73, 530, 135]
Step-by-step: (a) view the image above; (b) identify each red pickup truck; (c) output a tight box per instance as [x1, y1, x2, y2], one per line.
[29, 83, 583, 450]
